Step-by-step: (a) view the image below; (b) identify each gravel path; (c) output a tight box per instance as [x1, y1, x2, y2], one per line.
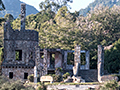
[47, 84, 99, 90]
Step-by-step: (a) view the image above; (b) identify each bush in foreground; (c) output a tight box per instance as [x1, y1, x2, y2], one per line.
[98, 80, 119, 90]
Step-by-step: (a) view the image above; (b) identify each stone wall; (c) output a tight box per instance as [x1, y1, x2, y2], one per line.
[4, 30, 38, 41]
[3, 40, 37, 65]
[78, 69, 98, 82]
[2, 67, 34, 80]
[55, 52, 62, 68]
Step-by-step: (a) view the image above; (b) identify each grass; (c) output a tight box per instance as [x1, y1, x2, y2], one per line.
[44, 82, 100, 85]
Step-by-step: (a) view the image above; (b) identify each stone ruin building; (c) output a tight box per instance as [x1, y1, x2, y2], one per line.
[2, 3, 110, 82]
[2, 3, 38, 80]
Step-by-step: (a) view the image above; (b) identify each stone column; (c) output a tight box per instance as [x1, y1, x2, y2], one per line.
[98, 45, 104, 82]
[34, 66, 37, 83]
[73, 45, 81, 76]
[21, 3, 26, 30]
[74, 45, 81, 64]
[63, 51, 67, 69]
[85, 51, 90, 70]
[35, 46, 41, 76]
[43, 49, 48, 75]
[35, 46, 40, 67]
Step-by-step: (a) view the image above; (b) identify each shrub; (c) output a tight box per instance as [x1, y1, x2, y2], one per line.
[52, 74, 62, 82]
[99, 80, 119, 90]
[63, 72, 70, 80]
[37, 82, 46, 90]
[28, 74, 34, 82]
[55, 67, 63, 72]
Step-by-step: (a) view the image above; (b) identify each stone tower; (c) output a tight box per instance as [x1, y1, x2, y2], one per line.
[2, 3, 39, 80]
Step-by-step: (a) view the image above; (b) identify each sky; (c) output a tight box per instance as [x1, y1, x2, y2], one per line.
[20, 0, 95, 12]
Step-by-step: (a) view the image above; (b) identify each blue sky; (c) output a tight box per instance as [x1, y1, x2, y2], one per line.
[20, 0, 95, 12]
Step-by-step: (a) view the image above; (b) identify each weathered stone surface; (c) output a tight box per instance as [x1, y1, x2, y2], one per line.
[98, 45, 104, 82]
[74, 45, 81, 64]
[2, 3, 38, 81]
[73, 45, 81, 76]
[21, 3, 26, 30]
[34, 66, 37, 83]
[55, 52, 62, 68]
[73, 63, 80, 76]
[63, 51, 67, 69]
[78, 69, 98, 82]
[43, 49, 48, 75]
[2, 67, 34, 81]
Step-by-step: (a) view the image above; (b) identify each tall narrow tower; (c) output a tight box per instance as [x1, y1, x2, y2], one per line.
[21, 3, 26, 30]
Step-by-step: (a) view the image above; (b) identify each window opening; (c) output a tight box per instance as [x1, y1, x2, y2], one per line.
[81, 53, 86, 65]
[15, 50, 22, 60]
[24, 73, 28, 79]
[9, 72, 13, 79]
[30, 52, 33, 59]
[50, 53, 55, 68]
[67, 52, 74, 65]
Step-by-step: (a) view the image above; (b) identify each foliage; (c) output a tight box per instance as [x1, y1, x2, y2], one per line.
[51, 74, 62, 82]
[0, 47, 3, 65]
[28, 74, 34, 82]
[98, 80, 119, 90]
[81, 53, 86, 65]
[4, 14, 14, 22]
[62, 72, 70, 80]
[55, 67, 63, 72]
[39, 0, 73, 12]
[37, 82, 46, 90]
[105, 39, 120, 73]
[0, 76, 35, 90]
[67, 52, 74, 65]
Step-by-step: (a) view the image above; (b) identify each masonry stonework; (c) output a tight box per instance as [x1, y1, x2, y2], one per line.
[2, 3, 38, 80]
[2, 67, 34, 80]
[73, 45, 81, 76]
[98, 45, 104, 82]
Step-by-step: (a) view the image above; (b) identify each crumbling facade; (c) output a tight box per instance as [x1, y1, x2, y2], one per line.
[2, 3, 92, 81]
[2, 3, 38, 80]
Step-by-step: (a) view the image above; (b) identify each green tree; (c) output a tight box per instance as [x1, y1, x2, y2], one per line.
[4, 14, 14, 22]
[104, 39, 120, 73]
[39, 0, 73, 12]
[0, 0, 5, 11]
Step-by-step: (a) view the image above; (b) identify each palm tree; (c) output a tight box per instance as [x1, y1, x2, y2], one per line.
[0, 0, 5, 11]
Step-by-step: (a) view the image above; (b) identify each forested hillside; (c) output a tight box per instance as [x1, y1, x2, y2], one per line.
[0, 0, 120, 73]
[79, 0, 120, 16]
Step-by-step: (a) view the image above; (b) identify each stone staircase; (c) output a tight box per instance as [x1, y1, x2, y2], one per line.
[78, 69, 98, 82]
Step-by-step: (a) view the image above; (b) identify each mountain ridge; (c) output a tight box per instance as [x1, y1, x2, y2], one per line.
[79, 0, 120, 16]
[0, 0, 39, 18]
